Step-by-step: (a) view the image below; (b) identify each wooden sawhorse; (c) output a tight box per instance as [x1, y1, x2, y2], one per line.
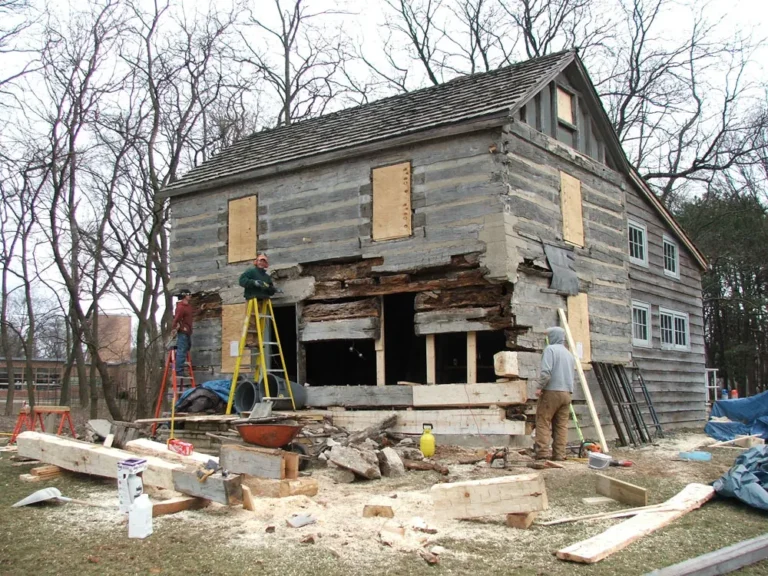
[9, 405, 77, 444]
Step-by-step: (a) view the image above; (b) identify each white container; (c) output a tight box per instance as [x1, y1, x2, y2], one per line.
[588, 452, 612, 470]
[128, 494, 153, 539]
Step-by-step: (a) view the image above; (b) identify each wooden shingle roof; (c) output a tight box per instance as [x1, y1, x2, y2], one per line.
[165, 51, 575, 194]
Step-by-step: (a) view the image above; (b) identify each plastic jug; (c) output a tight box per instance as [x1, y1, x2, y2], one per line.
[420, 423, 435, 458]
[128, 494, 153, 539]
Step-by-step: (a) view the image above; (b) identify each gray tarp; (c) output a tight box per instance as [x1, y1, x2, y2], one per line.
[543, 244, 579, 295]
[712, 445, 768, 511]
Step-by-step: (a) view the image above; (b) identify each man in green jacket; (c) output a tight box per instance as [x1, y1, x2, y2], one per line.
[239, 253, 277, 300]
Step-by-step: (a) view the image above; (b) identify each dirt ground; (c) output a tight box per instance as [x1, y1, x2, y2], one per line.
[1, 430, 767, 576]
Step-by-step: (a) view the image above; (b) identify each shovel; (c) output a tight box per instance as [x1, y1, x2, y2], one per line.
[248, 398, 274, 421]
[12, 487, 113, 508]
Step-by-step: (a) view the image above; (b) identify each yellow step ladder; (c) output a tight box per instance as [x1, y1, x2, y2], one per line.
[226, 298, 296, 414]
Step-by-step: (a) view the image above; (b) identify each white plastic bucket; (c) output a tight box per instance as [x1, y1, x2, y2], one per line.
[588, 452, 612, 470]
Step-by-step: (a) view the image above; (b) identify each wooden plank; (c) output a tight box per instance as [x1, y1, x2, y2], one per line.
[372, 162, 412, 241]
[557, 483, 715, 564]
[560, 171, 584, 247]
[219, 444, 284, 479]
[227, 195, 257, 263]
[467, 331, 477, 384]
[152, 496, 208, 518]
[412, 382, 527, 408]
[242, 485, 256, 511]
[300, 317, 379, 342]
[595, 474, 648, 507]
[376, 298, 386, 386]
[431, 473, 548, 520]
[17, 431, 181, 490]
[426, 334, 436, 385]
[328, 407, 526, 436]
[221, 302, 249, 373]
[506, 511, 537, 529]
[304, 385, 413, 408]
[302, 298, 380, 322]
[171, 469, 242, 506]
[567, 293, 591, 363]
[240, 476, 319, 498]
[645, 533, 768, 576]
[124, 439, 216, 467]
[558, 308, 607, 452]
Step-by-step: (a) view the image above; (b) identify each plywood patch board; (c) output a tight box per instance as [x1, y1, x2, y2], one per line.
[228, 195, 258, 263]
[560, 172, 584, 247]
[372, 162, 412, 241]
[567, 293, 591, 363]
[221, 303, 249, 373]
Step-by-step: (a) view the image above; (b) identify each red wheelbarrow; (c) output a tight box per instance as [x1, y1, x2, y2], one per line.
[235, 422, 303, 449]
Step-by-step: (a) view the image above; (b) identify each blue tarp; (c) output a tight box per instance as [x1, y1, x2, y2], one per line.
[175, 379, 231, 410]
[704, 389, 768, 442]
[713, 445, 768, 511]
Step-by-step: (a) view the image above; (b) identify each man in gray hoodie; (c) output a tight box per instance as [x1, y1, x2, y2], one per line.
[535, 326, 575, 460]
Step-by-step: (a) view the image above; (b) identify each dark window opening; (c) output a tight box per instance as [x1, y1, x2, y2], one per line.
[272, 304, 298, 382]
[305, 340, 376, 386]
[384, 293, 425, 385]
[477, 330, 507, 383]
[435, 332, 467, 384]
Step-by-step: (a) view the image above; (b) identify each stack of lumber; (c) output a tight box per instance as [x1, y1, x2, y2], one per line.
[19, 464, 63, 483]
[16, 432, 241, 505]
[309, 351, 529, 438]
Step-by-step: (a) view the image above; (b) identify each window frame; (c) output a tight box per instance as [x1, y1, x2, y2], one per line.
[628, 219, 649, 267]
[659, 307, 690, 351]
[556, 85, 576, 128]
[662, 234, 680, 279]
[631, 300, 652, 348]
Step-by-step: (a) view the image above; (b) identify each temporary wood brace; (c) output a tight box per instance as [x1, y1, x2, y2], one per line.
[595, 474, 648, 507]
[557, 308, 608, 452]
[556, 483, 715, 564]
[431, 473, 548, 520]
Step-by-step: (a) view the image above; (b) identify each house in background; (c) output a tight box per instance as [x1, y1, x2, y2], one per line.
[160, 50, 707, 439]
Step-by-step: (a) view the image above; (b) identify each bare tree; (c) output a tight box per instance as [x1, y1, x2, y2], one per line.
[238, 0, 349, 126]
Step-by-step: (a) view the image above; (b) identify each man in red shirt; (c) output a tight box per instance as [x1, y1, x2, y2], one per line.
[172, 289, 193, 377]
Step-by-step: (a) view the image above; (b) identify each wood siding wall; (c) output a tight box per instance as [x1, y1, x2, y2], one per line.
[169, 131, 508, 374]
[626, 189, 707, 426]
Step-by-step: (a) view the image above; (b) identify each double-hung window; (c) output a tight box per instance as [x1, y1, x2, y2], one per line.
[628, 220, 648, 267]
[660, 308, 689, 350]
[631, 301, 652, 347]
[663, 235, 679, 278]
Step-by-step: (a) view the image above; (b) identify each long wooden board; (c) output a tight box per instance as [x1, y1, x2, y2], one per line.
[17, 431, 182, 489]
[171, 469, 242, 505]
[305, 385, 413, 408]
[645, 533, 768, 576]
[412, 382, 527, 408]
[557, 483, 715, 564]
[431, 473, 548, 520]
[326, 407, 526, 436]
[595, 474, 647, 507]
[219, 444, 299, 480]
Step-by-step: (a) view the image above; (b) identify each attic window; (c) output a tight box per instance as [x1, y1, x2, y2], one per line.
[557, 86, 575, 126]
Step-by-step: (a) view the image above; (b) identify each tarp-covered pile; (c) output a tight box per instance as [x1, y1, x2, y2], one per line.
[704, 390, 768, 442]
[713, 445, 768, 511]
[175, 379, 231, 413]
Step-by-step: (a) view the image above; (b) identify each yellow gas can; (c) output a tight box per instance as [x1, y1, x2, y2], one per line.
[420, 423, 435, 458]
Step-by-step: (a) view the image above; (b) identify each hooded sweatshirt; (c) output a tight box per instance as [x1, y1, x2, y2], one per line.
[538, 327, 575, 393]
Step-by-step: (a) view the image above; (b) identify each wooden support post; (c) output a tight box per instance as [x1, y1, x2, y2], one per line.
[296, 302, 306, 384]
[426, 334, 436, 385]
[376, 297, 385, 386]
[557, 308, 607, 452]
[467, 331, 477, 384]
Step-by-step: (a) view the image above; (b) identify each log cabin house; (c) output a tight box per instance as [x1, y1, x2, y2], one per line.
[160, 51, 708, 440]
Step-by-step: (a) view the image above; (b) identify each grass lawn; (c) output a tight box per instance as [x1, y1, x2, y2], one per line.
[1, 436, 767, 576]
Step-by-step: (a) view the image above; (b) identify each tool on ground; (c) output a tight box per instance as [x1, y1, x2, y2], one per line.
[151, 339, 197, 437]
[578, 441, 602, 458]
[420, 423, 436, 457]
[12, 487, 110, 508]
[485, 447, 509, 467]
[226, 297, 296, 414]
[610, 459, 634, 467]
[117, 458, 147, 513]
[196, 459, 224, 482]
